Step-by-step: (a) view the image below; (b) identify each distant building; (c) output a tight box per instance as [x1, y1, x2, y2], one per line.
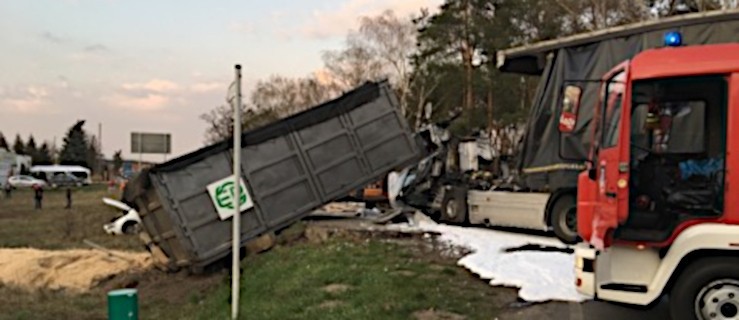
[0, 150, 33, 186]
[101, 158, 158, 180]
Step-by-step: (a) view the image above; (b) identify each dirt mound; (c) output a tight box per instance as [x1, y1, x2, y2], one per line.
[0, 248, 151, 292]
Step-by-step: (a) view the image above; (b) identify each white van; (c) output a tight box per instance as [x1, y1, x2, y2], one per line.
[30, 165, 92, 185]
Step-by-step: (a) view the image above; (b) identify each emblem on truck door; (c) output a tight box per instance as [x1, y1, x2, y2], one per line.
[207, 177, 254, 220]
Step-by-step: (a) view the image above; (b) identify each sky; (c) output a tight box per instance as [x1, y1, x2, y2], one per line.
[0, 0, 441, 162]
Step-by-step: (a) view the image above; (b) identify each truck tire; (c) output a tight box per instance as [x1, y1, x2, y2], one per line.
[670, 257, 739, 320]
[550, 194, 579, 244]
[441, 187, 467, 224]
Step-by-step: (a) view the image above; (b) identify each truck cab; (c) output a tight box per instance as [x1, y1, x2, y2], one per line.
[571, 39, 739, 320]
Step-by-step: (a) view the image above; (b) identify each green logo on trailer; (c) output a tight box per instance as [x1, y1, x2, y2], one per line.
[207, 177, 254, 220]
[214, 181, 248, 210]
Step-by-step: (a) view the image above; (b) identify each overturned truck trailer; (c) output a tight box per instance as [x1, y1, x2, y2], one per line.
[123, 80, 421, 272]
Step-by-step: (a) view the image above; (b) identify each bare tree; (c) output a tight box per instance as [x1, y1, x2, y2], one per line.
[201, 73, 340, 145]
[200, 103, 279, 144]
[251, 75, 339, 117]
[322, 45, 385, 91]
[352, 10, 418, 116]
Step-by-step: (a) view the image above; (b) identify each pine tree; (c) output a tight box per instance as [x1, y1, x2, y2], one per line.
[37, 143, 53, 165]
[13, 134, 24, 155]
[25, 135, 38, 162]
[0, 133, 8, 151]
[60, 120, 90, 167]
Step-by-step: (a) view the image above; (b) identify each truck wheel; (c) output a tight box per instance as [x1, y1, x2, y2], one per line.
[550, 194, 579, 244]
[670, 257, 739, 320]
[441, 187, 467, 224]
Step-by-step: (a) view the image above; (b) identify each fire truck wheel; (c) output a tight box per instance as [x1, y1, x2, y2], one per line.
[670, 257, 739, 320]
[441, 187, 467, 224]
[550, 194, 579, 244]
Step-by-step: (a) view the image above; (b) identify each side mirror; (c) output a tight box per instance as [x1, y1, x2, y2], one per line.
[558, 85, 582, 133]
[588, 166, 597, 180]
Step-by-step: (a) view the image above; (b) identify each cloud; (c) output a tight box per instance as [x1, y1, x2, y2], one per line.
[38, 32, 111, 60]
[104, 93, 171, 111]
[104, 79, 182, 111]
[40, 31, 67, 44]
[57, 75, 70, 89]
[122, 79, 180, 93]
[0, 85, 50, 114]
[190, 82, 223, 93]
[302, 0, 441, 39]
[68, 46, 112, 62]
[84, 44, 109, 52]
[229, 21, 255, 34]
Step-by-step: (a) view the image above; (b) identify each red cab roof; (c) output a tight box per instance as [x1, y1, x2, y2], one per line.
[632, 43, 739, 80]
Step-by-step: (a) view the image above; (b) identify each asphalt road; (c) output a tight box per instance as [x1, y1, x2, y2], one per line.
[501, 297, 670, 319]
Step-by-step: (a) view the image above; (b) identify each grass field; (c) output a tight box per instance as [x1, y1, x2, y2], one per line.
[0, 185, 142, 251]
[0, 186, 512, 320]
[191, 237, 506, 320]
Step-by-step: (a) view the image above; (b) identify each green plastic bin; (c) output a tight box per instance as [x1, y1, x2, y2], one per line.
[107, 288, 138, 320]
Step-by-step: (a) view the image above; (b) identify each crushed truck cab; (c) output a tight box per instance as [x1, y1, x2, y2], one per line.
[567, 41, 739, 320]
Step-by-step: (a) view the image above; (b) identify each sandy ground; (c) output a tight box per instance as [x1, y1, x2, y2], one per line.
[0, 248, 151, 292]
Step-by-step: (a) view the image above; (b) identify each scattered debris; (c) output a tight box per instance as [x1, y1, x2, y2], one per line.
[245, 233, 276, 255]
[309, 203, 407, 225]
[83, 239, 138, 262]
[503, 244, 574, 254]
[305, 226, 331, 243]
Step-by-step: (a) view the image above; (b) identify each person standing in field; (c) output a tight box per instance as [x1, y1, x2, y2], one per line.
[33, 184, 44, 210]
[4, 182, 11, 199]
[65, 187, 72, 209]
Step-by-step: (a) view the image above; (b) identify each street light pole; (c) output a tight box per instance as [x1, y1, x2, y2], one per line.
[231, 64, 243, 320]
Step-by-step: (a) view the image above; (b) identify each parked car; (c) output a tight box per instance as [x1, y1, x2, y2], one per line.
[102, 197, 141, 235]
[8, 175, 47, 188]
[49, 173, 83, 188]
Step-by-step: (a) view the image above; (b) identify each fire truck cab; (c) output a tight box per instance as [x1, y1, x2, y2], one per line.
[570, 38, 739, 320]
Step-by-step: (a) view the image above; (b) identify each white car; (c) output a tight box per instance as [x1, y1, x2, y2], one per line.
[102, 198, 142, 235]
[8, 175, 47, 188]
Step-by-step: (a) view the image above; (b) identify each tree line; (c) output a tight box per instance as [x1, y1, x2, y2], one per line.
[0, 120, 103, 172]
[200, 0, 736, 143]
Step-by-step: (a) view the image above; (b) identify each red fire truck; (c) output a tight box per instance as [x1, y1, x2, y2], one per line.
[570, 35, 739, 319]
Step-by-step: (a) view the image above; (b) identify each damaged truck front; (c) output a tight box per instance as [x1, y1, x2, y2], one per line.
[122, 81, 421, 272]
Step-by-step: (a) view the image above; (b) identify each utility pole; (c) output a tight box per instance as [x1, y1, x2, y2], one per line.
[98, 122, 103, 178]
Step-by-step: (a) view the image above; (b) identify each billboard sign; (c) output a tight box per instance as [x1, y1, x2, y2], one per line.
[131, 132, 171, 154]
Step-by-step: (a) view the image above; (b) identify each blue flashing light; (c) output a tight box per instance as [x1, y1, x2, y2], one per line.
[664, 31, 683, 47]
